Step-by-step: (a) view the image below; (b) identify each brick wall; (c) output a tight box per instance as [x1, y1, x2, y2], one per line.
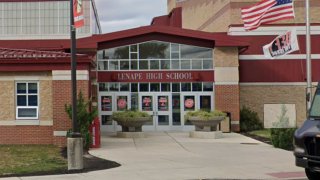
[52, 80, 89, 147]
[240, 85, 307, 127]
[215, 85, 240, 132]
[0, 126, 53, 144]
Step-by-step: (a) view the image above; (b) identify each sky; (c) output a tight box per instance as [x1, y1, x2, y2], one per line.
[95, 0, 167, 33]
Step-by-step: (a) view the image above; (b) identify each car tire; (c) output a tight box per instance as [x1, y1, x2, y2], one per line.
[305, 168, 320, 180]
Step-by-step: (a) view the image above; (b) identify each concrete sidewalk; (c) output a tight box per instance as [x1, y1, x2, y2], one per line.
[2, 132, 307, 180]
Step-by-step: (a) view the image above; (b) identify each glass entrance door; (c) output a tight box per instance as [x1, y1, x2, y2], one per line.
[99, 93, 130, 132]
[140, 93, 171, 131]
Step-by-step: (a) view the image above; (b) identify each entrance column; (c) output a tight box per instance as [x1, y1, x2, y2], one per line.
[214, 47, 240, 132]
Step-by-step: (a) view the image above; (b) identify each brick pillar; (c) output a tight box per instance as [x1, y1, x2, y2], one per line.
[215, 85, 240, 132]
[52, 70, 89, 147]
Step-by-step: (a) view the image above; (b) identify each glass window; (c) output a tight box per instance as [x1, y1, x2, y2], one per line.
[171, 52, 179, 59]
[150, 60, 160, 69]
[140, 83, 149, 92]
[131, 60, 138, 70]
[161, 60, 170, 69]
[171, 60, 180, 69]
[98, 61, 108, 70]
[180, 44, 212, 59]
[192, 83, 202, 91]
[120, 83, 129, 91]
[105, 46, 129, 59]
[161, 83, 170, 92]
[150, 83, 160, 92]
[120, 60, 129, 70]
[139, 41, 170, 59]
[16, 82, 38, 119]
[130, 53, 137, 59]
[109, 61, 119, 70]
[109, 83, 119, 91]
[99, 83, 109, 91]
[101, 115, 112, 125]
[171, 43, 179, 52]
[130, 44, 138, 52]
[203, 60, 213, 69]
[181, 83, 191, 91]
[200, 96, 211, 111]
[181, 60, 191, 69]
[131, 93, 139, 110]
[131, 83, 138, 92]
[192, 60, 202, 69]
[172, 83, 180, 92]
[203, 82, 213, 91]
[139, 60, 149, 70]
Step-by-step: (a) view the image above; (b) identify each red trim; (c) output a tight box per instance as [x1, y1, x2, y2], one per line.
[240, 60, 320, 82]
[97, 71, 215, 83]
[95, 26, 249, 50]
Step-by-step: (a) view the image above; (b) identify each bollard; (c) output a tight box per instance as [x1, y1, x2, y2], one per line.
[67, 137, 83, 170]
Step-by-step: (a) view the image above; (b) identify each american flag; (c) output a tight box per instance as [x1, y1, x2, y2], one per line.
[241, 0, 295, 31]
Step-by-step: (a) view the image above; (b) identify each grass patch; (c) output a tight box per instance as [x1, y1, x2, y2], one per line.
[0, 145, 67, 176]
[248, 129, 271, 139]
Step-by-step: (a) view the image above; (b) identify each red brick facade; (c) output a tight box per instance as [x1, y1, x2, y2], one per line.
[215, 85, 240, 132]
[0, 126, 53, 144]
[53, 80, 89, 147]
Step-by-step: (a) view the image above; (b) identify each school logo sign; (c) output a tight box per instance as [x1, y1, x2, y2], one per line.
[263, 29, 299, 59]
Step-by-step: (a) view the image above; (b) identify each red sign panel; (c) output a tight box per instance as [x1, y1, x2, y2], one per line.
[73, 0, 84, 28]
[98, 71, 214, 82]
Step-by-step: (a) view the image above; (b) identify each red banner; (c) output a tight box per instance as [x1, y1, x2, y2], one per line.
[73, 0, 84, 28]
[98, 71, 214, 83]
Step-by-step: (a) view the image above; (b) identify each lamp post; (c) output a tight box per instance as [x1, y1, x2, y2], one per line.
[67, 0, 83, 171]
[306, 0, 312, 111]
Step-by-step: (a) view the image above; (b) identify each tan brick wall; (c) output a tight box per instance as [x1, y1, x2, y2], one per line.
[175, 0, 320, 33]
[0, 81, 15, 120]
[214, 47, 239, 67]
[215, 85, 240, 132]
[240, 85, 306, 127]
[52, 80, 89, 147]
[40, 80, 53, 121]
[167, 0, 176, 13]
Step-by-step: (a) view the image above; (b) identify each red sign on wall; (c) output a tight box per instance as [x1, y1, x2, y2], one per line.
[97, 71, 214, 83]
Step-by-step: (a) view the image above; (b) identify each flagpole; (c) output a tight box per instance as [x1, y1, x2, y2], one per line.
[306, 0, 312, 110]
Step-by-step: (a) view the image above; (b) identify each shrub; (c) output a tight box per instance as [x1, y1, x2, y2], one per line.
[270, 128, 296, 150]
[240, 106, 263, 132]
[111, 110, 151, 122]
[185, 110, 226, 121]
[65, 92, 97, 150]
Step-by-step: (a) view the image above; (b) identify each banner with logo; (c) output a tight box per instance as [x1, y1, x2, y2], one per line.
[263, 29, 299, 59]
[73, 0, 84, 28]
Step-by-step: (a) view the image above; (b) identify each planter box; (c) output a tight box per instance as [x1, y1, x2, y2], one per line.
[113, 117, 151, 132]
[188, 116, 225, 132]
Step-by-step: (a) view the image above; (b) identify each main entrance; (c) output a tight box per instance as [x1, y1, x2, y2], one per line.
[99, 88, 214, 132]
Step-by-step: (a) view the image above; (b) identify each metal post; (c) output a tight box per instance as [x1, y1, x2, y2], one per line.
[68, 0, 83, 171]
[70, 0, 79, 136]
[306, 0, 312, 110]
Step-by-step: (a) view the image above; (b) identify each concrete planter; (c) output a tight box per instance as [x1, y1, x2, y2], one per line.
[113, 117, 151, 132]
[188, 116, 225, 132]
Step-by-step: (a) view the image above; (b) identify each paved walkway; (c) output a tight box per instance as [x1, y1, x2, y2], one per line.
[2, 132, 307, 180]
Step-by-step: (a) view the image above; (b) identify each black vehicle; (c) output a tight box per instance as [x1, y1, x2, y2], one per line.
[294, 84, 320, 179]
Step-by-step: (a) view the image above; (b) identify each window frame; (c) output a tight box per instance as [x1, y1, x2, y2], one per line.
[15, 81, 39, 120]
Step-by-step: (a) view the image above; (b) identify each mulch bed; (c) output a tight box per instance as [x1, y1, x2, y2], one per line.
[240, 132, 272, 145]
[0, 148, 121, 178]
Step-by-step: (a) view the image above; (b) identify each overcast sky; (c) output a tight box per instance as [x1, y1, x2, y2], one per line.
[95, 0, 167, 33]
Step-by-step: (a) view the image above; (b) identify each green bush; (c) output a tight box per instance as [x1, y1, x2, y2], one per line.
[185, 110, 226, 121]
[270, 128, 296, 150]
[111, 110, 151, 122]
[240, 106, 263, 132]
[65, 92, 97, 150]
